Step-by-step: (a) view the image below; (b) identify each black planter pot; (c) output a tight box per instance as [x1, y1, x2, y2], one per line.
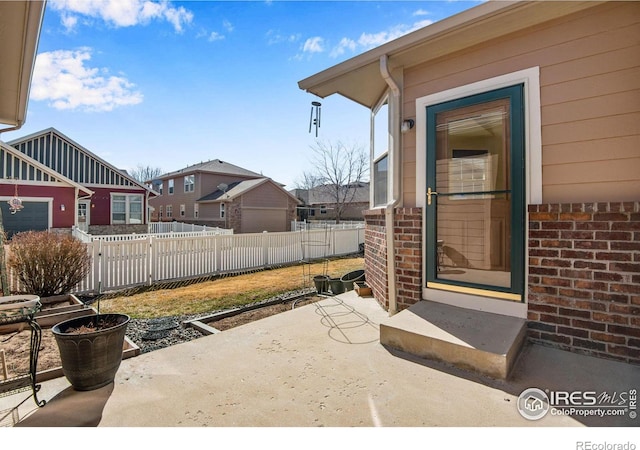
[313, 275, 330, 294]
[340, 270, 365, 291]
[52, 313, 130, 391]
[329, 278, 345, 295]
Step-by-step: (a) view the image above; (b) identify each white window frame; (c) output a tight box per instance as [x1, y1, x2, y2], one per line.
[166, 204, 173, 218]
[184, 175, 194, 193]
[111, 193, 144, 224]
[159, 205, 163, 219]
[220, 203, 225, 219]
[416, 66, 542, 319]
[194, 203, 199, 219]
[168, 179, 174, 195]
[180, 204, 185, 217]
[159, 182, 163, 196]
[371, 92, 390, 207]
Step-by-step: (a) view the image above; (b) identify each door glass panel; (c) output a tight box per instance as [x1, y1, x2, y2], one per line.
[434, 99, 512, 288]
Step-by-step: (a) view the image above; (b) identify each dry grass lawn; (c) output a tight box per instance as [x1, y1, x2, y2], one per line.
[98, 257, 364, 319]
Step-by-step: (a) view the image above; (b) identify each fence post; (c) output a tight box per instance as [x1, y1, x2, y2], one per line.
[262, 231, 269, 268]
[148, 234, 154, 286]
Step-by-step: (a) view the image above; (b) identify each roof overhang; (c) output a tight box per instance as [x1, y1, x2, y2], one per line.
[298, 1, 603, 109]
[0, 1, 45, 129]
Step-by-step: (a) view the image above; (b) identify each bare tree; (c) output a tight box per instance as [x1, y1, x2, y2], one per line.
[307, 140, 369, 223]
[129, 165, 163, 183]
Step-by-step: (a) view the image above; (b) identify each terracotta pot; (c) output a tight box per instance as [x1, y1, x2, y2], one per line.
[52, 313, 129, 391]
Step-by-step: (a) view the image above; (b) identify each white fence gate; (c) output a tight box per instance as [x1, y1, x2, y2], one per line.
[66, 228, 364, 294]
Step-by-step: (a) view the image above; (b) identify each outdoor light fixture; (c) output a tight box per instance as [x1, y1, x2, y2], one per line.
[401, 119, 415, 133]
[60, 204, 65, 211]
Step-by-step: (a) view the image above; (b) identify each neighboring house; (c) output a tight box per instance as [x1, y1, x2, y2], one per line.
[292, 182, 369, 222]
[148, 159, 299, 233]
[300, 1, 639, 366]
[0, 141, 93, 238]
[7, 128, 157, 235]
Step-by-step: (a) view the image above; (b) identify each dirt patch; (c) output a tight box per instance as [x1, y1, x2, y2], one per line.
[1, 328, 60, 378]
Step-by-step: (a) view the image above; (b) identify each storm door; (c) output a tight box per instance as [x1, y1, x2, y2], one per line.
[425, 85, 524, 301]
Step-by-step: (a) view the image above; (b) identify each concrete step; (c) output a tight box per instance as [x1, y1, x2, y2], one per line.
[380, 300, 526, 379]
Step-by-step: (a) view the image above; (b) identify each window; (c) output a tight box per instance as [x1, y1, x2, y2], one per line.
[180, 204, 185, 217]
[320, 205, 327, 215]
[111, 194, 143, 224]
[220, 203, 225, 219]
[159, 182, 163, 196]
[372, 95, 389, 206]
[159, 205, 163, 219]
[184, 175, 194, 193]
[168, 179, 174, 195]
[194, 203, 199, 219]
[166, 205, 173, 218]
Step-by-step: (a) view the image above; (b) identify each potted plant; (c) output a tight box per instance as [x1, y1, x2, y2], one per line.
[8, 231, 129, 391]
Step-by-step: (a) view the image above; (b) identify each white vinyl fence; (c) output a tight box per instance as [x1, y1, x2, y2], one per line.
[44, 228, 363, 294]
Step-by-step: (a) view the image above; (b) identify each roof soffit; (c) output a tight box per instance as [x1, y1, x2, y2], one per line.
[0, 1, 45, 128]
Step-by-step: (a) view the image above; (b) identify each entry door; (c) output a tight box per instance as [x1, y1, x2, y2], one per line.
[425, 85, 524, 301]
[77, 200, 90, 232]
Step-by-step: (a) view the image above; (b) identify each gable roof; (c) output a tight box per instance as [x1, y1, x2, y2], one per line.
[197, 177, 301, 204]
[0, 140, 93, 197]
[306, 183, 370, 205]
[7, 127, 155, 194]
[0, 1, 44, 129]
[160, 159, 262, 180]
[298, 1, 601, 108]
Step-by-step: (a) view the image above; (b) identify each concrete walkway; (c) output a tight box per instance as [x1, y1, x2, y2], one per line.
[3, 291, 638, 427]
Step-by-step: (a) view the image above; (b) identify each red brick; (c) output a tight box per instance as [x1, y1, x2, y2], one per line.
[529, 285, 558, 295]
[592, 312, 629, 325]
[561, 250, 594, 259]
[573, 338, 606, 351]
[593, 292, 629, 303]
[560, 230, 594, 240]
[575, 240, 608, 250]
[541, 276, 572, 287]
[609, 262, 640, 272]
[529, 249, 559, 257]
[571, 319, 606, 331]
[560, 269, 592, 280]
[594, 213, 629, 222]
[608, 325, 640, 338]
[557, 326, 589, 338]
[541, 240, 572, 248]
[607, 345, 640, 360]
[530, 230, 560, 239]
[541, 258, 572, 268]
[573, 260, 607, 270]
[529, 303, 558, 313]
[575, 222, 609, 231]
[540, 314, 571, 325]
[611, 222, 640, 231]
[530, 212, 558, 221]
[573, 280, 607, 291]
[610, 283, 640, 294]
[590, 332, 626, 344]
[559, 212, 593, 221]
[530, 267, 558, 276]
[595, 231, 632, 241]
[608, 304, 640, 315]
[593, 272, 624, 282]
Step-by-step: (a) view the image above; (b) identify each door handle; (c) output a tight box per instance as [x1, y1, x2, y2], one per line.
[427, 187, 438, 205]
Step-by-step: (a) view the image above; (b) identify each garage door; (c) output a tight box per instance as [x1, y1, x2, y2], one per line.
[242, 209, 286, 233]
[0, 201, 49, 239]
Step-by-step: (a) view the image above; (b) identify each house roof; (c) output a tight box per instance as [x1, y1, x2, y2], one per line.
[0, 1, 45, 129]
[0, 140, 94, 197]
[307, 183, 370, 205]
[298, 1, 602, 108]
[160, 159, 262, 180]
[198, 177, 301, 204]
[7, 127, 156, 195]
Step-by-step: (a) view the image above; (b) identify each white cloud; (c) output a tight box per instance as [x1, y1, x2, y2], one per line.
[329, 38, 356, 58]
[413, 9, 430, 17]
[329, 19, 434, 58]
[49, 0, 193, 33]
[266, 29, 300, 45]
[223, 20, 234, 33]
[302, 36, 324, 54]
[31, 49, 143, 112]
[208, 32, 225, 42]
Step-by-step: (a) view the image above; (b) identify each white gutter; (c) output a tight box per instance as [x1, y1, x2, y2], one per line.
[380, 55, 402, 316]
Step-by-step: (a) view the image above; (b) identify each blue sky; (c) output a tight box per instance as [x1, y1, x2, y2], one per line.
[4, 0, 480, 189]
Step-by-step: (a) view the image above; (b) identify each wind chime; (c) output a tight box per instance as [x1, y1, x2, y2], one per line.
[309, 101, 321, 137]
[7, 179, 23, 214]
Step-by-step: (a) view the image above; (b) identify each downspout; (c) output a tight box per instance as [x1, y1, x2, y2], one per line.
[380, 55, 402, 316]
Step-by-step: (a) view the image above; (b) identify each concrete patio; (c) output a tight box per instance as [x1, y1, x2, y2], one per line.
[2, 291, 638, 428]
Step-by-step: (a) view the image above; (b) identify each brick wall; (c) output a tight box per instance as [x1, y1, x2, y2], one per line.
[363, 207, 422, 312]
[528, 202, 640, 364]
